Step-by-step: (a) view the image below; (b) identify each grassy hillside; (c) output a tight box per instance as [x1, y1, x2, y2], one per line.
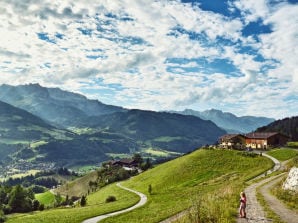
[6, 148, 273, 223]
[6, 183, 139, 223]
[102, 149, 273, 223]
[35, 191, 56, 206]
[267, 148, 298, 162]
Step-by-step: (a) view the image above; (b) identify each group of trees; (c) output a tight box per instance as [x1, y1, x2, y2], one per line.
[0, 184, 44, 218]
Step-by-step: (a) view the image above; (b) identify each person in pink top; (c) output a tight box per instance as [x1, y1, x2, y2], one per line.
[239, 191, 247, 218]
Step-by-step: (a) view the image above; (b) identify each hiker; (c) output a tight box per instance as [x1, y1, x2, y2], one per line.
[239, 191, 247, 218]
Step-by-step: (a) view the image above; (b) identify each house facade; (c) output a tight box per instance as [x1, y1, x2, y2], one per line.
[219, 134, 246, 149]
[219, 132, 289, 149]
[244, 132, 289, 149]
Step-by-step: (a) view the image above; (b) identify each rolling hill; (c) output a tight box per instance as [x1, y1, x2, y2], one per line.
[256, 116, 298, 141]
[172, 108, 275, 133]
[0, 100, 111, 167]
[83, 109, 226, 152]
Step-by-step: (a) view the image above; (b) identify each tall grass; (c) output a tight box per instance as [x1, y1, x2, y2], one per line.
[271, 177, 298, 210]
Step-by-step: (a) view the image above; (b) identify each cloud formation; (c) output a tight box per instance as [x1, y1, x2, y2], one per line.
[0, 0, 297, 119]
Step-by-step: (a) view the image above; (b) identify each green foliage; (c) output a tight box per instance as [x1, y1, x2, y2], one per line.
[148, 184, 152, 195]
[80, 195, 87, 207]
[105, 195, 116, 203]
[238, 151, 258, 157]
[0, 209, 6, 223]
[8, 185, 33, 213]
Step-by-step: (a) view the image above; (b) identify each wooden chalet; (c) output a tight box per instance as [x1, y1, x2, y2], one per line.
[111, 158, 138, 168]
[219, 132, 289, 150]
[219, 134, 246, 149]
[244, 132, 289, 149]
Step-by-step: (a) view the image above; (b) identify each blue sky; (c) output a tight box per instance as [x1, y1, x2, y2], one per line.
[0, 0, 297, 119]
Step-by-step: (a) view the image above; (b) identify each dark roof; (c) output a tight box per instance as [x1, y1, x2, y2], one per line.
[118, 158, 136, 165]
[111, 158, 137, 165]
[244, 132, 280, 139]
[219, 134, 244, 141]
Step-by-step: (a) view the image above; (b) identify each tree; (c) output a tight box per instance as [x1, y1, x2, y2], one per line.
[133, 153, 143, 166]
[8, 185, 32, 213]
[32, 199, 40, 211]
[148, 184, 152, 195]
[80, 195, 87, 207]
[0, 209, 6, 223]
[141, 158, 152, 171]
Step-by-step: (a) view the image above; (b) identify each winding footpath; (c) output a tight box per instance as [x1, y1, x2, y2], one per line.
[82, 183, 147, 223]
[160, 152, 296, 223]
[237, 153, 297, 223]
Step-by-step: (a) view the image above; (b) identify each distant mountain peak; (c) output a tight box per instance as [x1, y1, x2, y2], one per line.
[172, 108, 275, 133]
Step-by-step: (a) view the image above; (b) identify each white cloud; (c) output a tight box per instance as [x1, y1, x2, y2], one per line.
[0, 0, 296, 119]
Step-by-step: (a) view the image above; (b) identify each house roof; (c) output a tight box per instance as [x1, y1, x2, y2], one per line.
[111, 158, 136, 165]
[219, 134, 244, 141]
[244, 132, 280, 139]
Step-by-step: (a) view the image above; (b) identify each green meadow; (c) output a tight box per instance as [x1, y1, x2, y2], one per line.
[266, 148, 298, 161]
[101, 149, 273, 223]
[6, 183, 139, 223]
[35, 191, 56, 206]
[6, 149, 273, 223]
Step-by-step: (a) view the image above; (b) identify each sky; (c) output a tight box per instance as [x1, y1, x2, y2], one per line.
[0, 0, 297, 119]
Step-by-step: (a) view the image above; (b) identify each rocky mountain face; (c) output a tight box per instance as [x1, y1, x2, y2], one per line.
[0, 84, 125, 128]
[173, 109, 275, 133]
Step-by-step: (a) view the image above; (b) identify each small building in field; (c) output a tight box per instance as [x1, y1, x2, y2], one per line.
[111, 158, 138, 169]
[219, 134, 246, 149]
[244, 132, 289, 149]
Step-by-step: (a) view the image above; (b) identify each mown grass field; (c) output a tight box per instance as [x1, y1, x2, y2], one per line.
[35, 191, 56, 206]
[6, 149, 273, 223]
[6, 183, 139, 223]
[267, 148, 298, 161]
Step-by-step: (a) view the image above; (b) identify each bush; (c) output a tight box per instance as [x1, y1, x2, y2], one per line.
[105, 195, 116, 203]
[38, 204, 45, 211]
[80, 195, 87, 207]
[238, 151, 258, 158]
[0, 209, 6, 223]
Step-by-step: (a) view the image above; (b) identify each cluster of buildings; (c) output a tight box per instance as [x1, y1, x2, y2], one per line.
[219, 132, 289, 150]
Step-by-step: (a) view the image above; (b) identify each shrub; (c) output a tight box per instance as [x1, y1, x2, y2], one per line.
[105, 195, 116, 203]
[80, 195, 87, 207]
[0, 209, 6, 223]
[39, 204, 45, 211]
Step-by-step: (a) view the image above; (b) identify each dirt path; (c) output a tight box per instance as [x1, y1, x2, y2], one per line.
[259, 175, 298, 223]
[236, 152, 298, 223]
[82, 183, 147, 223]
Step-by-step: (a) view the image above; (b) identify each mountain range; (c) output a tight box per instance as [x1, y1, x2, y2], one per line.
[0, 84, 227, 167]
[0, 83, 125, 128]
[171, 109, 275, 133]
